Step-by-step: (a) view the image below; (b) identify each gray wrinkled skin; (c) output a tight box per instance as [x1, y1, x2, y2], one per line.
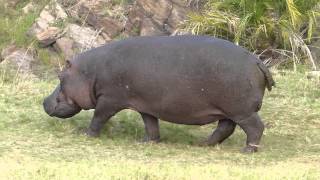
[43, 36, 275, 153]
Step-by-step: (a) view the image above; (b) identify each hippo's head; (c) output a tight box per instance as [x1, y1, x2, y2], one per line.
[43, 60, 95, 119]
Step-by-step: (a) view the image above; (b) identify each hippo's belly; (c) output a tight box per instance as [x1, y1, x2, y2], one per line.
[128, 97, 226, 125]
[159, 114, 224, 125]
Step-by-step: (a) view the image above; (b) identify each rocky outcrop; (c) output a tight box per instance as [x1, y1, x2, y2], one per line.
[25, 0, 194, 61]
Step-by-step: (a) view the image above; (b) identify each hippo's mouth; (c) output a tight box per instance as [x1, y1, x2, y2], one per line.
[51, 103, 81, 119]
[43, 98, 81, 119]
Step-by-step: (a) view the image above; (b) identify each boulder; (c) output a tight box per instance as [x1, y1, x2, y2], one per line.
[36, 27, 62, 47]
[25, 0, 195, 59]
[78, 2, 125, 39]
[0, 45, 36, 73]
[6, 0, 21, 8]
[22, 2, 36, 14]
[28, 0, 67, 39]
[167, 3, 188, 30]
[58, 0, 78, 7]
[124, 5, 145, 36]
[86, 13, 124, 38]
[65, 24, 106, 52]
[140, 18, 167, 36]
[137, 0, 172, 26]
[54, 37, 75, 60]
[135, 0, 191, 35]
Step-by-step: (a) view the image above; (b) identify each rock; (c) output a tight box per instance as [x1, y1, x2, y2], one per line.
[39, 0, 68, 23]
[78, 3, 125, 38]
[54, 37, 75, 60]
[167, 3, 188, 30]
[186, 0, 204, 9]
[58, 0, 78, 7]
[25, 0, 195, 58]
[39, 8, 55, 23]
[173, 0, 190, 6]
[140, 18, 167, 36]
[7, 0, 20, 8]
[135, 0, 191, 35]
[48, 1, 68, 20]
[28, 0, 68, 37]
[22, 2, 36, 14]
[1, 45, 36, 73]
[65, 24, 106, 52]
[87, 14, 124, 38]
[124, 6, 144, 36]
[36, 27, 62, 47]
[137, 0, 172, 26]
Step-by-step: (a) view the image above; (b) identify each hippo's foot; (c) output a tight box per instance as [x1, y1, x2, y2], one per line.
[236, 113, 264, 153]
[141, 135, 160, 143]
[241, 144, 258, 153]
[82, 128, 100, 137]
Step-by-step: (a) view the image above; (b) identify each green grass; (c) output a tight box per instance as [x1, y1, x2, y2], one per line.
[0, 0, 62, 71]
[0, 2, 318, 178]
[0, 12, 38, 48]
[0, 0, 46, 49]
[0, 68, 319, 179]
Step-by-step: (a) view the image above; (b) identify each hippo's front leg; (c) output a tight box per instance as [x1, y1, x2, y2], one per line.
[86, 98, 121, 137]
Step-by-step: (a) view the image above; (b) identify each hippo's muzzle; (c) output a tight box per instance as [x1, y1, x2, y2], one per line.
[43, 85, 81, 119]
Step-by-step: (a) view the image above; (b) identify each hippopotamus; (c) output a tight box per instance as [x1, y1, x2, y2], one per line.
[43, 35, 275, 153]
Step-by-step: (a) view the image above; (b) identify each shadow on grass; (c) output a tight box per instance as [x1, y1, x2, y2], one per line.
[17, 108, 313, 162]
[49, 110, 248, 150]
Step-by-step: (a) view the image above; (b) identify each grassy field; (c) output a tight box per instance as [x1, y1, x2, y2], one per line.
[0, 67, 319, 179]
[0, 0, 319, 179]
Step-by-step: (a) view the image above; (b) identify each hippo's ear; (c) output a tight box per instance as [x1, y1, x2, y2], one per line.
[65, 60, 72, 69]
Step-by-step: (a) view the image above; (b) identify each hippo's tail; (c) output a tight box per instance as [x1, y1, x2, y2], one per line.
[257, 61, 275, 91]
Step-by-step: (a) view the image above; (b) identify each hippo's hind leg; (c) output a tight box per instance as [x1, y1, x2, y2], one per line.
[234, 113, 264, 153]
[203, 119, 236, 146]
[140, 113, 160, 142]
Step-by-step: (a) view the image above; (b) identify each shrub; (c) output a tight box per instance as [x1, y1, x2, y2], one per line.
[185, 0, 320, 70]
